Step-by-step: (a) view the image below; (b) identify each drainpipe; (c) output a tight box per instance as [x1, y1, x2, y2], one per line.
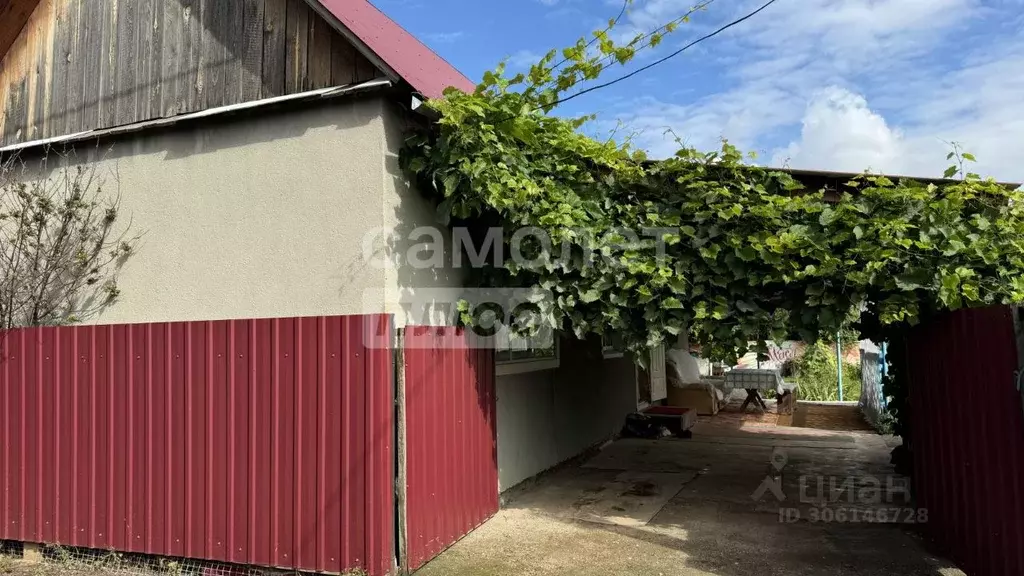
[836, 332, 844, 402]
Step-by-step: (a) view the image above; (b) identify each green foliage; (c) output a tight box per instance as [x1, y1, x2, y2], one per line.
[874, 409, 897, 436]
[48, 545, 74, 565]
[791, 341, 861, 402]
[401, 3, 1024, 366]
[158, 559, 183, 576]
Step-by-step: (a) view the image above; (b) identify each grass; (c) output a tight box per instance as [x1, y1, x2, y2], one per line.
[794, 363, 862, 401]
[1, 545, 368, 576]
[23, 546, 178, 576]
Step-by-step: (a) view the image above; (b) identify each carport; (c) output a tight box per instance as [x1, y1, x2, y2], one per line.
[415, 413, 962, 576]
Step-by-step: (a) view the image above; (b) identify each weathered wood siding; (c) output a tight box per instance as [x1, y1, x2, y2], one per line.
[0, 0, 383, 145]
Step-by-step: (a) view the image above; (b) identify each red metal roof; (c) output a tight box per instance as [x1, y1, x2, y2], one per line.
[315, 0, 476, 99]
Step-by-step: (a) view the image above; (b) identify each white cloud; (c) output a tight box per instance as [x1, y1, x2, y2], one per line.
[423, 31, 465, 44]
[773, 47, 1024, 180]
[506, 49, 545, 70]
[772, 87, 907, 173]
[615, 79, 798, 156]
[613, 0, 1024, 181]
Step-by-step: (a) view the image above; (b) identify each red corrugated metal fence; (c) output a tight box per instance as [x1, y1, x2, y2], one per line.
[906, 306, 1024, 576]
[403, 326, 498, 571]
[0, 315, 394, 576]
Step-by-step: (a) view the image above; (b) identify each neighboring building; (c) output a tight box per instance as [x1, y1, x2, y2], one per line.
[0, 0, 639, 493]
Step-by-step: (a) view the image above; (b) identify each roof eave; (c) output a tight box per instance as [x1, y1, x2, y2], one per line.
[775, 166, 1022, 192]
[0, 78, 394, 157]
[308, 0, 475, 100]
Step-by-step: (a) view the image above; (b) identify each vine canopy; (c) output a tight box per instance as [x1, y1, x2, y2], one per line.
[400, 6, 1024, 363]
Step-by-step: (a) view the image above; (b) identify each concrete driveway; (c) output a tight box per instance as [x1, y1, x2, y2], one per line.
[415, 420, 963, 576]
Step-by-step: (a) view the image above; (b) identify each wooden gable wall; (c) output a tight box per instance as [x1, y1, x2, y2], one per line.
[0, 0, 384, 146]
[0, 0, 39, 63]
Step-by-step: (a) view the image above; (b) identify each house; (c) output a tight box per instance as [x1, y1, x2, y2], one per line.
[0, 0, 641, 497]
[10, 7, 1022, 576]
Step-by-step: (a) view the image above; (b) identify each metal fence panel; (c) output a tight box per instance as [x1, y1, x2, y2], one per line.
[906, 306, 1024, 576]
[403, 327, 497, 571]
[0, 315, 394, 576]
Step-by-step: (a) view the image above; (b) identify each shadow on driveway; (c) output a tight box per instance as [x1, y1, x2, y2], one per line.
[415, 423, 962, 576]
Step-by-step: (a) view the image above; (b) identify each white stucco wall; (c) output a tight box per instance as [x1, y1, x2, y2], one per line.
[59, 97, 390, 324]
[13, 94, 460, 327]
[380, 101, 465, 327]
[496, 336, 638, 492]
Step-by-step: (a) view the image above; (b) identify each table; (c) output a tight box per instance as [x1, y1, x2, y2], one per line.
[720, 369, 785, 413]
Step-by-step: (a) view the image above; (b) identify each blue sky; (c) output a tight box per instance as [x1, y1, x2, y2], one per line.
[377, 0, 1024, 182]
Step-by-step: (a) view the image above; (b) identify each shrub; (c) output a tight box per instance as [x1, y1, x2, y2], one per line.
[0, 150, 136, 329]
[793, 341, 862, 402]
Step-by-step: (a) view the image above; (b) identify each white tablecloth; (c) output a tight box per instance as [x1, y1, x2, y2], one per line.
[720, 369, 784, 392]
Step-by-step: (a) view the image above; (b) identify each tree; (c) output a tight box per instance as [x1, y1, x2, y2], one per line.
[0, 148, 136, 330]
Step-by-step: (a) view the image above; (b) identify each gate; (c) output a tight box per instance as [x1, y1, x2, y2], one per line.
[859, 347, 886, 426]
[401, 326, 498, 571]
[0, 315, 395, 576]
[906, 306, 1024, 576]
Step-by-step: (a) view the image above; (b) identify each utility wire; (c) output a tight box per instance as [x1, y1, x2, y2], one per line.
[542, 0, 780, 110]
[546, 0, 632, 74]
[539, 0, 716, 94]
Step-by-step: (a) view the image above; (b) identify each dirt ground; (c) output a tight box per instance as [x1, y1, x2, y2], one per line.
[415, 411, 963, 576]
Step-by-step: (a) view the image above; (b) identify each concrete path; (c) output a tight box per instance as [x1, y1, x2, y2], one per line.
[415, 421, 963, 576]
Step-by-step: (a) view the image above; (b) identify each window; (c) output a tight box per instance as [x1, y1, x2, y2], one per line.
[496, 332, 560, 375]
[602, 333, 626, 359]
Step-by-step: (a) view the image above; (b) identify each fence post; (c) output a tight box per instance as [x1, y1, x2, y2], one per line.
[836, 333, 844, 402]
[21, 543, 43, 564]
[394, 327, 409, 575]
[879, 342, 888, 408]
